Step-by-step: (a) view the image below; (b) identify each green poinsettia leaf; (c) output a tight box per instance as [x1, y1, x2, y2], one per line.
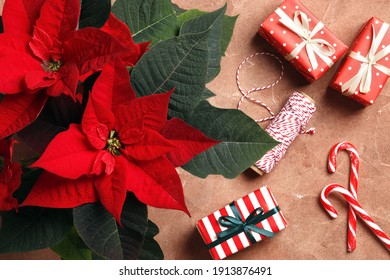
[183, 100, 279, 178]
[0, 208, 73, 253]
[73, 193, 148, 260]
[177, 9, 204, 27]
[51, 227, 92, 260]
[17, 95, 83, 154]
[112, 0, 178, 45]
[220, 14, 238, 56]
[131, 32, 209, 119]
[138, 220, 163, 260]
[46, 95, 84, 127]
[79, 0, 111, 29]
[180, 5, 226, 82]
[172, 3, 186, 15]
[13, 168, 43, 203]
[201, 88, 216, 99]
[17, 111, 67, 154]
[92, 252, 106, 260]
[178, 8, 238, 56]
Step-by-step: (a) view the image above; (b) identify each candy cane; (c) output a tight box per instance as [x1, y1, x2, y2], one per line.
[320, 183, 390, 251]
[327, 142, 360, 251]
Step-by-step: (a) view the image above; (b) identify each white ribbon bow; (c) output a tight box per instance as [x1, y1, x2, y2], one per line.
[275, 8, 335, 70]
[341, 23, 390, 96]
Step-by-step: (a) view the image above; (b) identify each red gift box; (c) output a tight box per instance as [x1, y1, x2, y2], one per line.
[330, 17, 390, 106]
[197, 186, 287, 260]
[258, 0, 348, 82]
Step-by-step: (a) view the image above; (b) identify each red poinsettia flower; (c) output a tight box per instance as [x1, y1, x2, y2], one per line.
[0, 0, 146, 139]
[21, 60, 219, 222]
[0, 139, 22, 211]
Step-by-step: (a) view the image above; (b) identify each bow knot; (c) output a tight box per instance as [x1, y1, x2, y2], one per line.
[275, 9, 335, 71]
[217, 205, 278, 244]
[342, 23, 390, 95]
[205, 203, 280, 249]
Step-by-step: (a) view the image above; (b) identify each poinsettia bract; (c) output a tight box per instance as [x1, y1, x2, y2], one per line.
[0, 0, 145, 139]
[0, 139, 22, 211]
[22, 60, 219, 222]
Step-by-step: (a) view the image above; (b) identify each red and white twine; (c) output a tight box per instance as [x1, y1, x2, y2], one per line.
[320, 142, 390, 252]
[327, 142, 360, 251]
[254, 92, 316, 174]
[236, 53, 316, 174]
[236, 52, 284, 123]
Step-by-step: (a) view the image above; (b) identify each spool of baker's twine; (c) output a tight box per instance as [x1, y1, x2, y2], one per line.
[236, 53, 316, 175]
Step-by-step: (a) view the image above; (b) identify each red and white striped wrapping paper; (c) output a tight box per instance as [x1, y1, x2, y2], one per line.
[196, 186, 287, 260]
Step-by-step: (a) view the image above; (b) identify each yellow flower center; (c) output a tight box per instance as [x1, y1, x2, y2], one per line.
[47, 60, 62, 72]
[106, 130, 122, 156]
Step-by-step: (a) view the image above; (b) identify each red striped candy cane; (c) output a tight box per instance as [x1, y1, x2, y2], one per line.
[320, 183, 390, 251]
[327, 142, 359, 251]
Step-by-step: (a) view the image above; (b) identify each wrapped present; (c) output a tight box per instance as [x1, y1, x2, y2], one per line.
[197, 186, 287, 260]
[258, 0, 348, 82]
[330, 17, 390, 106]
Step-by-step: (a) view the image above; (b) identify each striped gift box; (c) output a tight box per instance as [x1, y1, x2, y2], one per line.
[197, 186, 287, 260]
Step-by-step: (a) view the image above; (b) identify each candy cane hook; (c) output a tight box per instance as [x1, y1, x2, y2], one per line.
[327, 142, 360, 251]
[320, 183, 390, 252]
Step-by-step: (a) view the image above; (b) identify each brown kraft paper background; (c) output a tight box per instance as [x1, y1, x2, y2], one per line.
[0, 0, 389, 260]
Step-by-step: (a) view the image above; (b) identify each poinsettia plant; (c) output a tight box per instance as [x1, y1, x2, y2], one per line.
[0, 0, 278, 260]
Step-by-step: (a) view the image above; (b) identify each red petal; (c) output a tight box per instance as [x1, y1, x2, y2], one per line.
[100, 13, 145, 66]
[115, 90, 173, 132]
[63, 28, 127, 75]
[122, 129, 177, 161]
[34, 0, 80, 42]
[116, 117, 144, 145]
[0, 93, 48, 139]
[20, 171, 97, 208]
[2, 0, 45, 35]
[25, 70, 57, 91]
[0, 184, 19, 211]
[0, 33, 31, 53]
[94, 156, 129, 224]
[81, 63, 117, 149]
[0, 138, 13, 161]
[0, 140, 22, 211]
[46, 63, 79, 100]
[8, 162, 22, 195]
[91, 150, 116, 176]
[0, 34, 42, 94]
[160, 118, 221, 166]
[110, 59, 136, 110]
[29, 27, 52, 62]
[31, 124, 98, 179]
[126, 157, 189, 215]
[138, 42, 150, 55]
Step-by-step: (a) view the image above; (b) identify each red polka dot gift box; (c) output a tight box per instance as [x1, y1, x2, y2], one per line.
[196, 186, 287, 260]
[330, 17, 390, 106]
[258, 0, 348, 82]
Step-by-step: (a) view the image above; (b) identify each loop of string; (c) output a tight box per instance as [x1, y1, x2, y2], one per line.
[236, 52, 284, 123]
[236, 52, 316, 174]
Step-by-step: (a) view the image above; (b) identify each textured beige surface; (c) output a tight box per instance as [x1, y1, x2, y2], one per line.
[1, 0, 390, 260]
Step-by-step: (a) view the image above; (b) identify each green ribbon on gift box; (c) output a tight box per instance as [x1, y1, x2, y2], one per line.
[206, 202, 280, 249]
